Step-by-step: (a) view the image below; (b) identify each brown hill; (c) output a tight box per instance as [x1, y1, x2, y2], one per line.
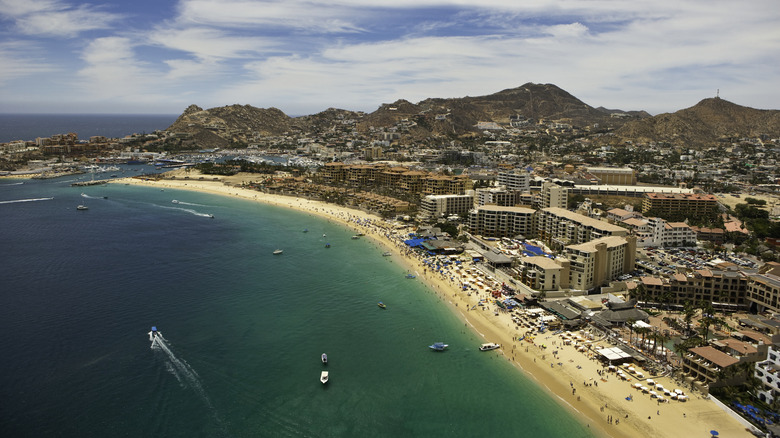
[164, 83, 649, 145]
[609, 98, 780, 148]
[167, 104, 293, 147]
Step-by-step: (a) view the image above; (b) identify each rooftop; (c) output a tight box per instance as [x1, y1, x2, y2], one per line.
[689, 345, 739, 368]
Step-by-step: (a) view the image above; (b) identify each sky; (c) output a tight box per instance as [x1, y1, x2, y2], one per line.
[1, 0, 778, 116]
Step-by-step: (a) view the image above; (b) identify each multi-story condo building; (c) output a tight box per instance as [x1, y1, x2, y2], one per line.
[637, 217, 697, 247]
[564, 235, 636, 291]
[474, 186, 526, 208]
[519, 256, 568, 291]
[536, 207, 628, 248]
[641, 193, 720, 218]
[683, 337, 765, 393]
[419, 194, 475, 219]
[423, 174, 472, 195]
[756, 345, 780, 405]
[497, 170, 531, 192]
[468, 205, 535, 238]
[747, 272, 780, 314]
[586, 166, 637, 185]
[638, 268, 750, 311]
[398, 171, 426, 195]
[541, 181, 568, 209]
[320, 162, 347, 184]
[682, 346, 739, 393]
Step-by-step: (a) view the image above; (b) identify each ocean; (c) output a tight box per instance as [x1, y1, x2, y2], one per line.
[0, 116, 593, 437]
[0, 114, 178, 143]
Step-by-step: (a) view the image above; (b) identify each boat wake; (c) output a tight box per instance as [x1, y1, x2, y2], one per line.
[80, 193, 105, 199]
[172, 200, 210, 207]
[150, 333, 225, 432]
[160, 205, 214, 218]
[0, 197, 54, 204]
[0, 181, 24, 186]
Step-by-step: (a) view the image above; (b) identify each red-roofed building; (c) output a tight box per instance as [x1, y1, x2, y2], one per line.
[642, 192, 719, 218]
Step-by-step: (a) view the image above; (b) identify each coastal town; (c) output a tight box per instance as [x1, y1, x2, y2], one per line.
[3, 91, 780, 438]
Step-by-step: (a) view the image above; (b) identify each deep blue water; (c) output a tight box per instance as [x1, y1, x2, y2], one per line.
[0, 177, 594, 437]
[0, 114, 178, 143]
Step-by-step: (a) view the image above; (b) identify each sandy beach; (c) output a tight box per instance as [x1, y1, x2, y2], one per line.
[114, 171, 755, 438]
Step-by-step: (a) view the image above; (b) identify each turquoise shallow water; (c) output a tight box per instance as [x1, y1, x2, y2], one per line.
[0, 176, 594, 437]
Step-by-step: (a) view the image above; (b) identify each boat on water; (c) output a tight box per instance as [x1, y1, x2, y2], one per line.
[378, 302, 386, 309]
[479, 343, 500, 351]
[429, 342, 448, 351]
[172, 200, 179, 204]
[321, 353, 328, 364]
[322, 233, 327, 238]
[76, 204, 88, 210]
[320, 371, 329, 384]
[351, 235, 360, 239]
[148, 326, 161, 341]
[405, 274, 416, 279]
[382, 252, 392, 257]
[273, 249, 283, 255]
[303, 229, 308, 233]
[325, 243, 331, 248]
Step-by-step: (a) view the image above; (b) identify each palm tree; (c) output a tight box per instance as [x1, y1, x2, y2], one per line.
[682, 300, 696, 337]
[626, 318, 636, 346]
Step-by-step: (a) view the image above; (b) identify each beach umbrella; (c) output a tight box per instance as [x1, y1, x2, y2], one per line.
[710, 431, 718, 437]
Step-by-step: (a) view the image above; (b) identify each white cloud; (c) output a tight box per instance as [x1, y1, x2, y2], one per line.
[0, 40, 55, 85]
[0, 0, 123, 38]
[147, 27, 276, 60]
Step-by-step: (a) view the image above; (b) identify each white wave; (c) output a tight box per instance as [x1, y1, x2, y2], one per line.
[0, 182, 24, 186]
[173, 200, 210, 207]
[0, 197, 54, 204]
[160, 205, 214, 218]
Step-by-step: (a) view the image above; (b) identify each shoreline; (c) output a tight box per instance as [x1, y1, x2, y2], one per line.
[110, 172, 753, 438]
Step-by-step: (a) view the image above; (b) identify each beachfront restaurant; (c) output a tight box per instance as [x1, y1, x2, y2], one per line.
[597, 345, 645, 365]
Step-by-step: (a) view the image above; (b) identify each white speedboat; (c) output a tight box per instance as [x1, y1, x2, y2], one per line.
[148, 326, 161, 341]
[429, 342, 448, 351]
[273, 249, 283, 255]
[479, 343, 500, 351]
[321, 353, 328, 364]
[76, 204, 88, 210]
[320, 371, 329, 384]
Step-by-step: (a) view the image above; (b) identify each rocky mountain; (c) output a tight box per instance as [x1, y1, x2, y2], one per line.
[165, 83, 648, 147]
[164, 85, 779, 149]
[167, 104, 294, 147]
[606, 98, 780, 148]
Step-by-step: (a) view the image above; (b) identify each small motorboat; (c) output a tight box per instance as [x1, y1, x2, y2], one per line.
[172, 200, 179, 204]
[382, 252, 392, 257]
[405, 274, 416, 279]
[273, 249, 283, 255]
[76, 204, 88, 210]
[479, 343, 500, 351]
[378, 302, 386, 309]
[351, 235, 360, 239]
[321, 353, 328, 364]
[429, 342, 448, 351]
[303, 229, 308, 233]
[325, 243, 331, 248]
[320, 371, 329, 384]
[148, 326, 161, 341]
[322, 233, 327, 238]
